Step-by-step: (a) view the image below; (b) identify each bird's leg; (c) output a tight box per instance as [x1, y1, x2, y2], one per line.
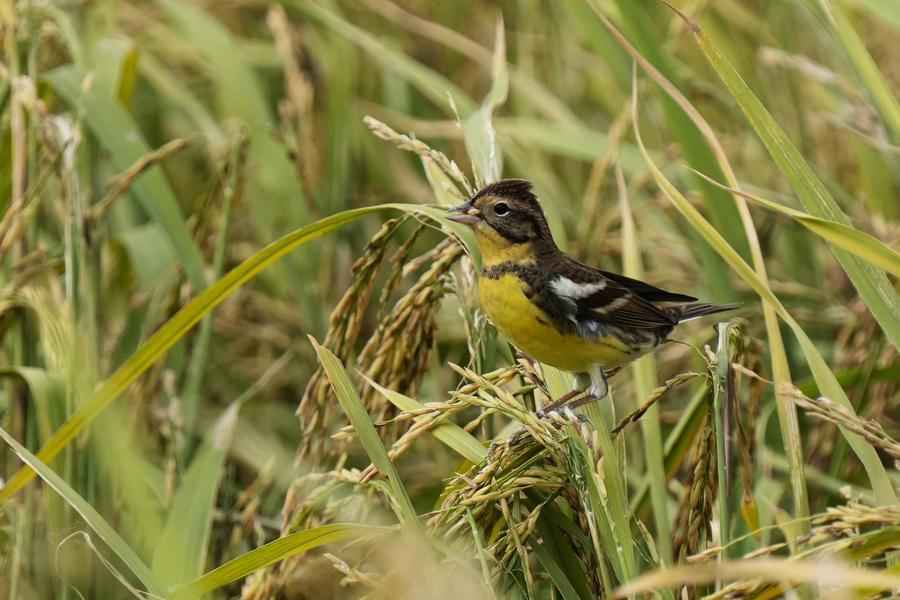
[537, 368, 616, 422]
[564, 367, 612, 410]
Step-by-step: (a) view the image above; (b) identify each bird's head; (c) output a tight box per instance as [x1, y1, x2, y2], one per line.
[448, 179, 556, 264]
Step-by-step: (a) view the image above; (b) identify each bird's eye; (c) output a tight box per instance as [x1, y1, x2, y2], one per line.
[494, 202, 510, 216]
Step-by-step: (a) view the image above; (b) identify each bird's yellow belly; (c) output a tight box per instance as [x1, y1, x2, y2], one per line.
[478, 274, 633, 373]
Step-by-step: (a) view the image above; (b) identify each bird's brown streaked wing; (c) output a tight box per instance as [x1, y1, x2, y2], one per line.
[545, 273, 676, 331]
[580, 291, 677, 329]
[598, 270, 697, 304]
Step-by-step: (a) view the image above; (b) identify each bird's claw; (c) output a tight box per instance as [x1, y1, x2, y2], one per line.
[537, 405, 590, 425]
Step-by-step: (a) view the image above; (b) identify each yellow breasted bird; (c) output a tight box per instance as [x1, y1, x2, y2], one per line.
[448, 179, 737, 413]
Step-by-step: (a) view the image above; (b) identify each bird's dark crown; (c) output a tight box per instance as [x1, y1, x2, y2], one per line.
[472, 179, 540, 207]
[469, 179, 555, 247]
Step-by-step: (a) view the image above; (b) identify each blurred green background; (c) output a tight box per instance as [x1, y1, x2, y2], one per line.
[1, 1, 899, 598]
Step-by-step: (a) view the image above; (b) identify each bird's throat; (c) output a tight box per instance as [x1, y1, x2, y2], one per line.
[474, 225, 536, 267]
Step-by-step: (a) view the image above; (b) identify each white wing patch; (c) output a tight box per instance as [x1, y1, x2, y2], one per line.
[550, 276, 606, 299]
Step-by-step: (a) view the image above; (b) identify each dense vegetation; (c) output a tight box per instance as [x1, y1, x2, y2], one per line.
[1, 1, 899, 598]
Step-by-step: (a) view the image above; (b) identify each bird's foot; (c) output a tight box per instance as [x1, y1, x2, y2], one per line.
[536, 388, 580, 417]
[540, 404, 590, 426]
[537, 389, 593, 425]
[564, 389, 608, 411]
[536, 369, 614, 423]
[514, 350, 539, 370]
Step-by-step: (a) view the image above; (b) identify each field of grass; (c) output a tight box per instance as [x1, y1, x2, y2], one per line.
[2, 1, 900, 598]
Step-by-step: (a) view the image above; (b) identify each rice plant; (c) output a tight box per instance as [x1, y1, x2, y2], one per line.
[1, 2, 899, 599]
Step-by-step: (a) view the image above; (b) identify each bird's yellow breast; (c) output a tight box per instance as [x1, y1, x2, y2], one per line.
[478, 272, 633, 373]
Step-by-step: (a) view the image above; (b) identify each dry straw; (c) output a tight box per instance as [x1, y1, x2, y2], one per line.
[424, 365, 599, 592]
[265, 121, 474, 597]
[297, 217, 406, 459]
[363, 116, 473, 197]
[673, 419, 718, 563]
[357, 238, 464, 433]
[612, 371, 705, 435]
[733, 362, 900, 466]
[697, 501, 900, 599]
[789, 391, 900, 463]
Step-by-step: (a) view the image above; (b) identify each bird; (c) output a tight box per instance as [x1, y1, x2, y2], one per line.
[447, 178, 738, 415]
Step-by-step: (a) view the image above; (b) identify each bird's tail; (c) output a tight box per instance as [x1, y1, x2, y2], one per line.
[676, 302, 741, 323]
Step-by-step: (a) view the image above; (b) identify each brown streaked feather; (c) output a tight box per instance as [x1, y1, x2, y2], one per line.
[675, 302, 741, 322]
[547, 255, 678, 330]
[599, 270, 697, 303]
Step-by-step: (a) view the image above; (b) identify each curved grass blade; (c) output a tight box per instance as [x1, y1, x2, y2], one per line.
[813, 0, 900, 140]
[0, 425, 164, 597]
[692, 21, 900, 350]
[618, 168, 672, 566]
[171, 523, 383, 599]
[311, 340, 418, 526]
[152, 402, 240, 585]
[633, 101, 897, 506]
[693, 171, 900, 277]
[597, 0, 750, 298]
[600, 12, 810, 527]
[0, 203, 421, 503]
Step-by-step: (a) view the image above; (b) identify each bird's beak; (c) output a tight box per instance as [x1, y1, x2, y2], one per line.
[447, 202, 482, 225]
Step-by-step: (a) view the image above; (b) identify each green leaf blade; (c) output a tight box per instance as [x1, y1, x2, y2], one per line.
[172, 523, 382, 599]
[695, 30, 900, 350]
[310, 339, 418, 526]
[152, 403, 240, 585]
[0, 426, 164, 597]
[0, 204, 420, 503]
[633, 101, 898, 506]
[45, 65, 207, 292]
